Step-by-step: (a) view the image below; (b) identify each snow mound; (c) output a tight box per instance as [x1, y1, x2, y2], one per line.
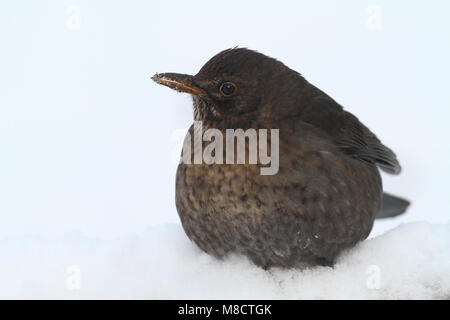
[1, 222, 449, 299]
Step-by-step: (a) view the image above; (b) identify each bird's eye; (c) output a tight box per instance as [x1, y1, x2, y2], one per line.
[219, 82, 236, 96]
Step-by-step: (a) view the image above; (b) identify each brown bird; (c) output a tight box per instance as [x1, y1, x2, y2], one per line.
[152, 48, 409, 268]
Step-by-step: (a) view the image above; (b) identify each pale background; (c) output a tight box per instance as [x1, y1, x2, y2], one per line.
[1, 0, 449, 239]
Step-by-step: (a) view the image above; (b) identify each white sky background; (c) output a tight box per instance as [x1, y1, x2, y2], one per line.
[0, 1, 449, 238]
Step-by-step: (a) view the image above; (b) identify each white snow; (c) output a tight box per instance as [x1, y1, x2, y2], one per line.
[1, 222, 449, 299]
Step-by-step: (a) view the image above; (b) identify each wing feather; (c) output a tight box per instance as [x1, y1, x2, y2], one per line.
[300, 91, 401, 174]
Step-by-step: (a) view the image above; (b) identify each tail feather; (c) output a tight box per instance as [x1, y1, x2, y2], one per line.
[377, 192, 410, 219]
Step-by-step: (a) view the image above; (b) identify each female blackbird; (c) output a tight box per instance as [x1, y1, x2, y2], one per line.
[152, 48, 409, 268]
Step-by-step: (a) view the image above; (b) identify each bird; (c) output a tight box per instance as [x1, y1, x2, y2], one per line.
[152, 48, 409, 268]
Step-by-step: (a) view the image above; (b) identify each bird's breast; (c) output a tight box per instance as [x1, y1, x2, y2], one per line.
[174, 122, 382, 266]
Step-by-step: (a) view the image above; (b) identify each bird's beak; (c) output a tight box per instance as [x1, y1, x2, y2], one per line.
[152, 73, 205, 95]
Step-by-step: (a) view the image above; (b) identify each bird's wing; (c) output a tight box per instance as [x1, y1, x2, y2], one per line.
[300, 92, 401, 174]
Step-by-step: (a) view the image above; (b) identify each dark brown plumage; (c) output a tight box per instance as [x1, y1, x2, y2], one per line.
[152, 48, 409, 268]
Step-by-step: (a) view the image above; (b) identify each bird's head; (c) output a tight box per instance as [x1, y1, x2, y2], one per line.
[152, 48, 306, 126]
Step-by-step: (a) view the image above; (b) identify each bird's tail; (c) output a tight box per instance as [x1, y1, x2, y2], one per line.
[377, 192, 410, 219]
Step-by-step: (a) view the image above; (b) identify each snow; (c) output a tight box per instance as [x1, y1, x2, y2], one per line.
[1, 222, 449, 299]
